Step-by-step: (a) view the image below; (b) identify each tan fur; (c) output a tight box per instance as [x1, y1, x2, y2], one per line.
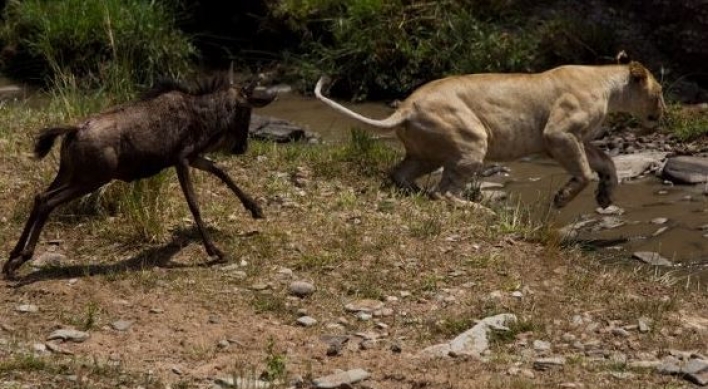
[315, 61, 665, 209]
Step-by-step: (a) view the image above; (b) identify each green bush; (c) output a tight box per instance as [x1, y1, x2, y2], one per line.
[1, 0, 195, 94]
[271, 0, 621, 100]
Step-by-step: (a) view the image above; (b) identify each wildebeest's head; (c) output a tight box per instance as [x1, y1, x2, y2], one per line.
[227, 68, 278, 154]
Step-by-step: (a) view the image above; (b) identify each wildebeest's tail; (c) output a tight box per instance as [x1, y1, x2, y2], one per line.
[314, 76, 408, 130]
[34, 126, 78, 159]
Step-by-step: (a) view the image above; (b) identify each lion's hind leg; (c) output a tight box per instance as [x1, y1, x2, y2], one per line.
[389, 155, 439, 194]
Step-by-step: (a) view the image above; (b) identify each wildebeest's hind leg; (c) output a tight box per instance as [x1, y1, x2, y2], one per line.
[4, 178, 104, 278]
[189, 156, 263, 218]
[585, 142, 618, 209]
[174, 160, 225, 261]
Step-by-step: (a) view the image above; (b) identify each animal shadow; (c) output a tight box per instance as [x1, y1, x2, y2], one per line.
[8, 226, 240, 286]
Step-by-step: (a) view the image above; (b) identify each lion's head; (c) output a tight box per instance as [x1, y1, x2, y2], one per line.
[626, 61, 666, 128]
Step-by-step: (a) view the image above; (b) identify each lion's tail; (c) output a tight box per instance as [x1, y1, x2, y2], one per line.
[314, 76, 407, 130]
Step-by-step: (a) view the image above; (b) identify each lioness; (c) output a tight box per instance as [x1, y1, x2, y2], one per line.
[315, 61, 665, 209]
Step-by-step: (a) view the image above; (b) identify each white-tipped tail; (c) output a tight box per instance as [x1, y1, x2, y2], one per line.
[314, 76, 407, 130]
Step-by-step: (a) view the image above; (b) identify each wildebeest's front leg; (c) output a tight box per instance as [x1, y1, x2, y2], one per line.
[584, 142, 618, 208]
[189, 156, 263, 218]
[174, 160, 225, 261]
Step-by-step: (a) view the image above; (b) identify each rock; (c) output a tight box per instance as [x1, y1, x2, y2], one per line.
[533, 340, 552, 352]
[45, 341, 74, 355]
[595, 205, 625, 215]
[663, 156, 708, 184]
[480, 190, 507, 203]
[657, 356, 708, 385]
[313, 368, 371, 389]
[296, 316, 318, 327]
[651, 217, 669, 225]
[0, 85, 24, 100]
[609, 372, 636, 380]
[47, 329, 89, 343]
[611, 327, 631, 337]
[420, 313, 516, 359]
[638, 317, 652, 333]
[217, 340, 230, 349]
[110, 319, 134, 331]
[215, 377, 274, 388]
[344, 299, 384, 313]
[533, 357, 567, 370]
[32, 343, 47, 353]
[322, 335, 349, 356]
[632, 251, 673, 267]
[593, 216, 625, 231]
[15, 304, 39, 313]
[356, 312, 373, 321]
[31, 251, 66, 268]
[613, 152, 668, 181]
[289, 281, 315, 297]
[250, 283, 269, 291]
[249, 114, 318, 143]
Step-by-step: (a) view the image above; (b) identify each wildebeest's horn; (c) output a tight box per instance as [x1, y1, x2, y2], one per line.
[229, 61, 234, 86]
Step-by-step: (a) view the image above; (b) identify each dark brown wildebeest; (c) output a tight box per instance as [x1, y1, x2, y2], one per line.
[4, 73, 277, 279]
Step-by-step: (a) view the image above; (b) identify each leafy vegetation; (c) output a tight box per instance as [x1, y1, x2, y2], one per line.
[1, 0, 194, 95]
[271, 0, 620, 99]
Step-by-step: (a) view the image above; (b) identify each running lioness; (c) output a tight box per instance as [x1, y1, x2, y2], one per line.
[315, 61, 665, 210]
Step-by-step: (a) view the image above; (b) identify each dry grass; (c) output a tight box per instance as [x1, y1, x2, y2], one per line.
[1, 97, 708, 388]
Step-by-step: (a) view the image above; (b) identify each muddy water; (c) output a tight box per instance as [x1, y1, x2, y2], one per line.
[260, 93, 708, 268]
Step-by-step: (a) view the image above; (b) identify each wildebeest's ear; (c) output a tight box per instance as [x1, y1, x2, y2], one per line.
[629, 61, 648, 82]
[615, 50, 630, 64]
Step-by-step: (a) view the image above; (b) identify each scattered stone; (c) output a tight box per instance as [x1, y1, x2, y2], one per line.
[149, 308, 164, 314]
[357, 312, 373, 321]
[110, 319, 134, 331]
[533, 357, 567, 370]
[663, 156, 708, 184]
[511, 291, 524, 298]
[313, 368, 371, 389]
[296, 316, 318, 327]
[31, 251, 66, 268]
[632, 251, 673, 267]
[171, 366, 183, 375]
[47, 329, 89, 343]
[15, 304, 39, 313]
[289, 281, 315, 297]
[45, 341, 74, 355]
[420, 313, 517, 359]
[208, 315, 221, 324]
[609, 372, 636, 380]
[250, 283, 269, 291]
[611, 327, 631, 337]
[638, 317, 652, 333]
[613, 152, 668, 181]
[215, 376, 274, 389]
[653, 226, 669, 237]
[373, 308, 394, 317]
[657, 356, 708, 385]
[596, 205, 625, 215]
[32, 343, 47, 353]
[533, 340, 552, 352]
[249, 114, 318, 144]
[217, 339, 230, 349]
[593, 216, 625, 231]
[651, 217, 669, 225]
[344, 299, 384, 313]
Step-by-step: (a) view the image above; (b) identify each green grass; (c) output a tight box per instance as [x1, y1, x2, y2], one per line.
[1, 0, 194, 93]
[664, 103, 708, 141]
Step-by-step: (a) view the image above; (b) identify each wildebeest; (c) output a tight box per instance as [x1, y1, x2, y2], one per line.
[3, 72, 277, 279]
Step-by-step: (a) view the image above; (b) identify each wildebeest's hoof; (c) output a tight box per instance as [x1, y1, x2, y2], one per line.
[251, 206, 265, 219]
[3, 257, 23, 280]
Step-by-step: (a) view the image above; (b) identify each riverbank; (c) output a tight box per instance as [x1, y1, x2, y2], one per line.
[1, 91, 708, 388]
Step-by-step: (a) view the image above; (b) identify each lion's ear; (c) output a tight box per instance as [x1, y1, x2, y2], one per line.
[629, 61, 648, 82]
[615, 50, 630, 64]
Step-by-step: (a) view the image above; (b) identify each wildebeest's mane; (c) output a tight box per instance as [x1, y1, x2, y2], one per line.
[140, 76, 230, 101]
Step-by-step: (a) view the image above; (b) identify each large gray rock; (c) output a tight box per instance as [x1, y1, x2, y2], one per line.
[663, 156, 708, 184]
[612, 152, 668, 181]
[420, 313, 517, 359]
[632, 251, 674, 267]
[249, 115, 318, 143]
